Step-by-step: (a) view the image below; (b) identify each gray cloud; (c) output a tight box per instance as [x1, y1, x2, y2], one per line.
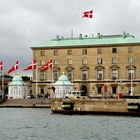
[0, 0, 140, 76]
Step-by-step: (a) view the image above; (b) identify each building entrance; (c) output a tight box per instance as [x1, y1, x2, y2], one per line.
[112, 86, 117, 94]
[80, 85, 87, 96]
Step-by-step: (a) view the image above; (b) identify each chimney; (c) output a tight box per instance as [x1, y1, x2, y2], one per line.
[79, 34, 82, 39]
[56, 35, 59, 41]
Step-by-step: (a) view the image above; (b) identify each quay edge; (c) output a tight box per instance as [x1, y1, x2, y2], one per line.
[51, 98, 140, 116]
[0, 98, 51, 108]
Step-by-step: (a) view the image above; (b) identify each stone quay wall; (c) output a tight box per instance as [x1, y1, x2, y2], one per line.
[51, 98, 140, 115]
[0, 98, 51, 108]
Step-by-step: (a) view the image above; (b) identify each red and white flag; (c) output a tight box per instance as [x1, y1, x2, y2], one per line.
[40, 59, 52, 71]
[8, 61, 19, 75]
[82, 10, 93, 18]
[24, 60, 37, 71]
[104, 84, 107, 93]
[0, 61, 3, 71]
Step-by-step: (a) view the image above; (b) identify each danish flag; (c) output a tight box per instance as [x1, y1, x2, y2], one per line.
[8, 61, 19, 75]
[104, 84, 107, 93]
[0, 61, 3, 71]
[23, 60, 37, 71]
[82, 10, 93, 18]
[40, 59, 52, 71]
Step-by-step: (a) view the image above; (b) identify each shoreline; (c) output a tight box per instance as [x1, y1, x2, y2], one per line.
[0, 98, 51, 108]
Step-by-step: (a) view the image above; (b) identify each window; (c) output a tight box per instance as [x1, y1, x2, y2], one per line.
[40, 50, 45, 56]
[53, 69, 59, 81]
[67, 58, 72, 65]
[128, 47, 133, 53]
[40, 60, 45, 65]
[97, 58, 102, 64]
[97, 69, 103, 80]
[81, 70, 88, 80]
[82, 58, 87, 65]
[40, 71, 45, 81]
[97, 48, 102, 54]
[128, 68, 134, 80]
[40, 87, 44, 94]
[53, 59, 58, 65]
[67, 70, 73, 81]
[112, 87, 117, 94]
[112, 48, 117, 53]
[97, 86, 102, 94]
[128, 86, 134, 95]
[128, 57, 133, 64]
[68, 50, 72, 55]
[112, 69, 118, 80]
[112, 58, 117, 64]
[54, 49, 58, 55]
[82, 49, 87, 55]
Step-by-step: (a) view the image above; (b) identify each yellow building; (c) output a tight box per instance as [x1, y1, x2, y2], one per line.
[31, 32, 140, 97]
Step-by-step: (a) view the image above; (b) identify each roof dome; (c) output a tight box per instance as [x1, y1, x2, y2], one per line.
[12, 75, 23, 81]
[53, 74, 73, 86]
[58, 75, 69, 81]
[8, 74, 27, 86]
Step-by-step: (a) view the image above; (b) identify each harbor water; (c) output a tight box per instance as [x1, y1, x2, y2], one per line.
[0, 108, 139, 140]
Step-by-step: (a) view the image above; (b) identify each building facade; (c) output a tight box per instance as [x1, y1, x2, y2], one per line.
[31, 32, 140, 97]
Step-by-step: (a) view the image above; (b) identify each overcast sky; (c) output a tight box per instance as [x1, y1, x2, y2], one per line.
[0, 0, 140, 76]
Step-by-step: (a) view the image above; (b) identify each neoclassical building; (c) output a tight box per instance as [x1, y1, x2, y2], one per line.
[31, 32, 140, 97]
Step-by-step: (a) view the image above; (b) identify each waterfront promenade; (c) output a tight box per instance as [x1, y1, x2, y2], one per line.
[0, 98, 51, 108]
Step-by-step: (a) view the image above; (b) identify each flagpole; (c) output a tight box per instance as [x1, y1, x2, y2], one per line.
[2, 70, 4, 98]
[0, 61, 4, 98]
[35, 67, 38, 98]
[0, 71, 2, 97]
[130, 61, 133, 96]
[51, 60, 54, 98]
[15, 67, 20, 98]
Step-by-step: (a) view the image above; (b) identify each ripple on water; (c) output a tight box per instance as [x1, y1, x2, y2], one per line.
[0, 108, 140, 140]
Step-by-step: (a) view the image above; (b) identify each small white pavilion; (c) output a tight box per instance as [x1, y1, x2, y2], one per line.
[8, 74, 28, 99]
[52, 73, 73, 98]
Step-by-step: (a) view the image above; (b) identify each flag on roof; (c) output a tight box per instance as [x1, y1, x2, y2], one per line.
[82, 10, 93, 18]
[40, 59, 52, 71]
[8, 61, 19, 75]
[23, 60, 37, 71]
[0, 61, 3, 71]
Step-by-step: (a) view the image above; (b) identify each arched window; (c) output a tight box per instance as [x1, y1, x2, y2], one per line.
[67, 70, 73, 81]
[126, 65, 136, 80]
[53, 67, 60, 82]
[112, 69, 118, 80]
[110, 65, 119, 80]
[65, 66, 74, 81]
[40, 71, 45, 81]
[80, 66, 89, 80]
[95, 66, 104, 80]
